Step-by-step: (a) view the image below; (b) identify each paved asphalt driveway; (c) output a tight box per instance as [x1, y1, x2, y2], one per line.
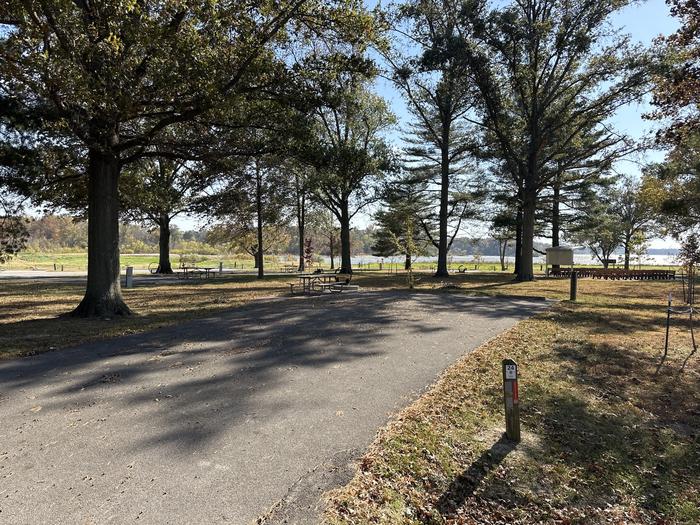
[0, 291, 548, 524]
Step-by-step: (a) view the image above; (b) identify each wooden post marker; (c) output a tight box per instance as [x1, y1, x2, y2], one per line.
[569, 270, 578, 302]
[125, 266, 134, 289]
[502, 359, 521, 442]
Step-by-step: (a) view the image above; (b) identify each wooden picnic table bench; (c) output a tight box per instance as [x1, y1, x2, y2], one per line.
[288, 272, 358, 294]
[548, 267, 676, 281]
[177, 266, 218, 279]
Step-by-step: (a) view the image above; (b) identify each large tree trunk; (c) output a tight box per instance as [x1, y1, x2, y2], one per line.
[296, 175, 306, 272]
[514, 205, 523, 276]
[405, 251, 412, 270]
[156, 214, 173, 274]
[551, 177, 561, 271]
[71, 147, 131, 317]
[624, 235, 631, 270]
[517, 189, 536, 282]
[256, 168, 264, 279]
[339, 202, 352, 274]
[435, 136, 450, 277]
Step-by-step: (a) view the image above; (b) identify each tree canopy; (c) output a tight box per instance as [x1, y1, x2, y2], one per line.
[0, 0, 377, 315]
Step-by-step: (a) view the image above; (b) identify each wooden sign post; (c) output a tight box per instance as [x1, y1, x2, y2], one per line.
[502, 359, 521, 442]
[570, 270, 578, 302]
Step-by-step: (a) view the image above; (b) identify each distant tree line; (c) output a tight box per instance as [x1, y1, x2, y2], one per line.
[15, 213, 562, 259]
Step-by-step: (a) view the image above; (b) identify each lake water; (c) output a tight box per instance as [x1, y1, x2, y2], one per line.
[332, 253, 681, 267]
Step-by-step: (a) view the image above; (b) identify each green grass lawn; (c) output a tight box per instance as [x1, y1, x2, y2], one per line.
[0, 252, 298, 271]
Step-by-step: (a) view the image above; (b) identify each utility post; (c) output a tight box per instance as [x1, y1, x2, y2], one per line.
[125, 266, 134, 289]
[502, 359, 521, 442]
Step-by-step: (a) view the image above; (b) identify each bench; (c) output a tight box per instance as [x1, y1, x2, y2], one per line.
[330, 273, 359, 293]
[549, 267, 676, 281]
[331, 283, 359, 293]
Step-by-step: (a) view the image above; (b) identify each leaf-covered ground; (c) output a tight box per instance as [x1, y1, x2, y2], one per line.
[0, 275, 288, 358]
[324, 278, 700, 524]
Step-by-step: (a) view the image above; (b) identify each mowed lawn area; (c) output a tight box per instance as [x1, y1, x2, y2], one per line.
[2, 272, 698, 523]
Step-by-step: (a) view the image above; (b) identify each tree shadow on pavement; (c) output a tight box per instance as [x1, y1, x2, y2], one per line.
[0, 291, 548, 454]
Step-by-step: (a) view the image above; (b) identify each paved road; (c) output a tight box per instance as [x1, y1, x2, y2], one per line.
[0, 291, 548, 524]
[0, 269, 296, 286]
[0, 269, 269, 284]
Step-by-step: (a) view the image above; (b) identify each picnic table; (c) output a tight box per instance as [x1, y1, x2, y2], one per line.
[295, 273, 337, 293]
[289, 272, 358, 294]
[179, 266, 218, 279]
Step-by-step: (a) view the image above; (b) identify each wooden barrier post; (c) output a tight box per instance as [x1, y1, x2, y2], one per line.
[502, 359, 521, 442]
[125, 266, 134, 289]
[570, 270, 578, 302]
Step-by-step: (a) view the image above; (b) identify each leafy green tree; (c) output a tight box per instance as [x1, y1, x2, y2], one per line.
[645, 132, 700, 236]
[570, 198, 624, 268]
[121, 156, 212, 273]
[648, 0, 700, 145]
[305, 76, 395, 273]
[544, 163, 610, 248]
[456, 0, 649, 281]
[629, 230, 650, 269]
[307, 207, 340, 269]
[383, 0, 479, 277]
[613, 176, 658, 270]
[489, 210, 517, 271]
[202, 156, 291, 278]
[0, 0, 370, 316]
[372, 180, 430, 270]
[646, 1, 700, 244]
